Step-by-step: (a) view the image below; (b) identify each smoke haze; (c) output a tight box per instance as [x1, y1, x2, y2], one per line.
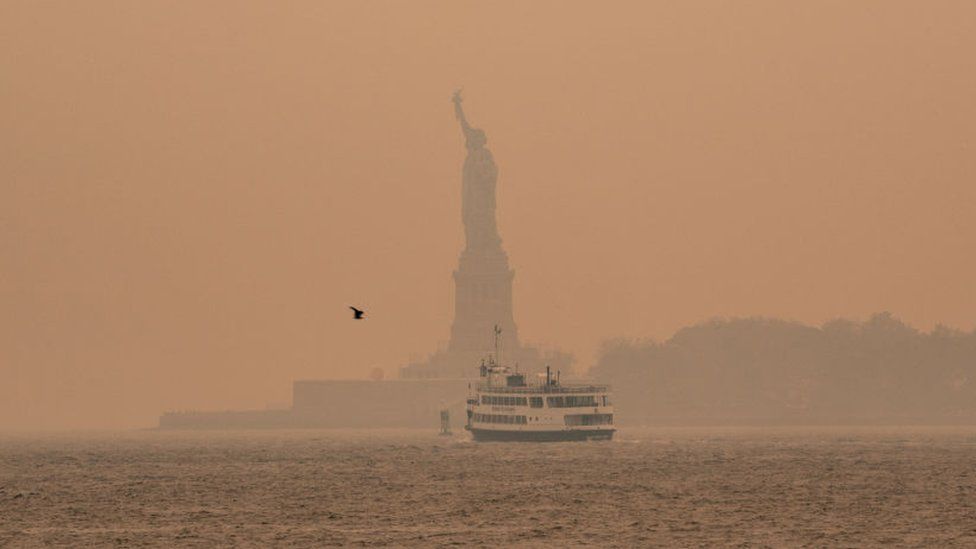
[2, 1, 975, 429]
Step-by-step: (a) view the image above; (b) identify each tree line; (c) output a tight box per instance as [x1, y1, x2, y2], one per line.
[589, 313, 976, 424]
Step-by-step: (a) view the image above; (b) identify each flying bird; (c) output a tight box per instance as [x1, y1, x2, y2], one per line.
[349, 306, 365, 320]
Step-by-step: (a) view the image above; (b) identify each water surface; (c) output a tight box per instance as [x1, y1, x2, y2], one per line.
[3, 427, 976, 546]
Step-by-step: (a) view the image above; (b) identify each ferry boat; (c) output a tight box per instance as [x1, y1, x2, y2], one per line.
[464, 353, 615, 442]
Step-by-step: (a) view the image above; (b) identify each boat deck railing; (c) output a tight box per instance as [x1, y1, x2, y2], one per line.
[475, 383, 609, 394]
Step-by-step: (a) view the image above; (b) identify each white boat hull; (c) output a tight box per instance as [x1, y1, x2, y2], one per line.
[467, 426, 615, 442]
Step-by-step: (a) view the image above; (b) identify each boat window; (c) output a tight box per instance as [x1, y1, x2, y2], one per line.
[529, 397, 543, 408]
[481, 395, 528, 407]
[546, 395, 599, 408]
[473, 413, 527, 425]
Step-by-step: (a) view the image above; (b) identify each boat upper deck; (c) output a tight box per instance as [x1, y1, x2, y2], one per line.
[475, 383, 609, 395]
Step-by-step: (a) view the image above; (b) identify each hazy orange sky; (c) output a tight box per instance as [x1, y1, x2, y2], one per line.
[3, 1, 974, 429]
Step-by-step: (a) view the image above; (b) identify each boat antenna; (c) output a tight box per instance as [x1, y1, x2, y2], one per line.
[493, 324, 502, 365]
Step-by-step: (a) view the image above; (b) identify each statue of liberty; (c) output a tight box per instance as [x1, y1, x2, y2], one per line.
[452, 90, 501, 251]
[397, 90, 575, 379]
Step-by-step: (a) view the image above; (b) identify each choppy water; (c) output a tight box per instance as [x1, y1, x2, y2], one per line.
[3, 427, 976, 547]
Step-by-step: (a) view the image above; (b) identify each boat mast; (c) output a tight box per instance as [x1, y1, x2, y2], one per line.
[493, 324, 502, 366]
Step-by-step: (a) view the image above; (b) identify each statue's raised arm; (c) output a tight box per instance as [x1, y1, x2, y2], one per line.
[452, 89, 487, 150]
[452, 89, 472, 134]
